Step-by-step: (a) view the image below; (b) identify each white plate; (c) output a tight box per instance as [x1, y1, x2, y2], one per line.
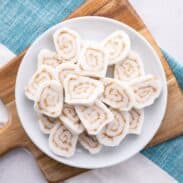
[15, 16, 167, 169]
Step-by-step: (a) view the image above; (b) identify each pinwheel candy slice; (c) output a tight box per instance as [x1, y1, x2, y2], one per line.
[128, 108, 144, 135]
[25, 66, 56, 101]
[130, 75, 162, 109]
[102, 30, 130, 65]
[56, 63, 77, 85]
[114, 51, 145, 81]
[97, 108, 129, 146]
[53, 27, 81, 63]
[79, 132, 102, 154]
[38, 114, 60, 134]
[34, 80, 63, 117]
[59, 104, 84, 134]
[64, 74, 104, 105]
[78, 42, 108, 78]
[101, 78, 134, 111]
[75, 100, 114, 135]
[49, 123, 78, 157]
[38, 49, 63, 69]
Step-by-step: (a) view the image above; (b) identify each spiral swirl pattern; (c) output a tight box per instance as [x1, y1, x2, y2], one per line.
[49, 123, 78, 157]
[53, 28, 81, 62]
[97, 108, 129, 146]
[78, 43, 108, 77]
[75, 100, 114, 135]
[128, 108, 144, 134]
[114, 51, 144, 81]
[101, 78, 134, 111]
[102, 31, 130, 65]
[79, 132, 102, 154]
[38, 114, 60, 134]
[56, 63, 77, 85]
[59, 104, 84, 134]
[130, 75, 162, 109]
[34, 80, 63, 117]
[38, 49, 63, 69]
[64, 74, 104, 105]
[25, 66, 56, 101]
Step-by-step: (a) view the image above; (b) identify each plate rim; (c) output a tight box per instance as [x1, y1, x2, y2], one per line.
[15, 16, 168, 169]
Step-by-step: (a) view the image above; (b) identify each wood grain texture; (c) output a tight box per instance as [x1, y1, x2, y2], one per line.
[0, 0, 183, 182]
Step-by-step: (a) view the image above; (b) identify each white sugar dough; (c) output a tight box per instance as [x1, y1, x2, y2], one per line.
[53, 27, 81, 63]
[130, 75, 162, 109]
[79, 132, 102, 154]
[128, 108, 144, 135]
[97, 108, 129, 146]
[78, 42, 108, 78]
[101, 78, 135, 111]
[102, 30, 130, 65]
[114, 51, 145, 81]
[75, 100, 114, 135]
[24, 27, 163, 157]
[25, 66, 56, 101]
[38, 114, 60, 134]
[34, 80, 63, 117]
[38, 49, 63, 68]
[56, 63, 78, 85]
[59, 104, 84, 134]
[64, 74, 104, 105]
[49, 123, 78, 157]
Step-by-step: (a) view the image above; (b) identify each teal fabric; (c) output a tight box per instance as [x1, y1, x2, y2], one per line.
[161, 49, 183, 90]
[142, 51, 183, 183]
[0, 0, 85, 53]
[142, 137, 183, 183]
[0, 0, 182, 182]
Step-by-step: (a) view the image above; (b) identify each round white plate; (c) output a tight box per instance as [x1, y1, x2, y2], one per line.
[15, 16, 167, 169]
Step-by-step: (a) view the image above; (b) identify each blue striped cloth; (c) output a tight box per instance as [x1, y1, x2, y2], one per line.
[0, 1, 182, 182]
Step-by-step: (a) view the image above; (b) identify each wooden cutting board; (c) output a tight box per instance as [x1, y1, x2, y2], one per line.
[0, 0, 183, 182]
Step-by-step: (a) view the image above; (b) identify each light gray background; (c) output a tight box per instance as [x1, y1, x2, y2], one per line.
[0, 0, 182, 182]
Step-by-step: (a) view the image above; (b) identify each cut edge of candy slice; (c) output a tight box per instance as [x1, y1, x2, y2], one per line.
[59, 103, 84, 135]
[75, 100, 114, 135]
[49, 122, 78, 157]
[129, 74, 162, 109]
[97, 108, 129, 146]
[37, 49, 62, 68]
[128, 108, 144, 135]
[53, 27, 81, 62]
[101, 30, 131, 65]
[79, 132, 103, 154]
[25, 65, 57, 101]
[114, 50, 145, 81]
[64, 74, 104, 105]
[101, 77, 135, 111]
[38, 113, 60, 134]
[77, 42, 108, 78]
[56, 63, 78, 85]
[34, 80, 63, 118]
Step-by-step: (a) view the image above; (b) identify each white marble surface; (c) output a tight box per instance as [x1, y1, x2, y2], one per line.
[0, 0, 182, 182]
[131, 0, 183, 64]
[65, 154, 177, 183]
